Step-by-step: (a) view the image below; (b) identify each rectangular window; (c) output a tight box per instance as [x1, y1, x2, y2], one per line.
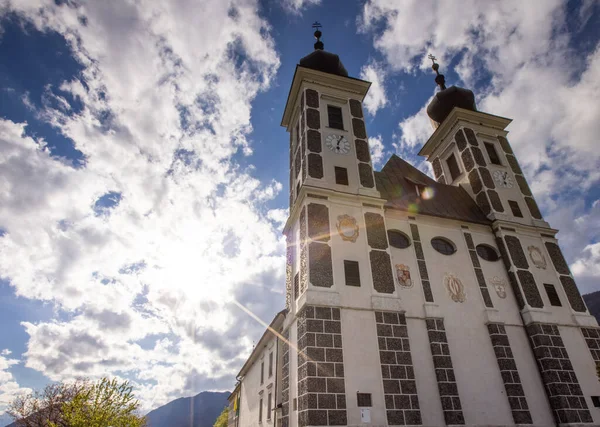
[293, 273, 299, 300]
[267, 393, 272, 420]
[296, 181, 301, 198]
[259, 398, 263, 423]
[446, 153, 461, 181]
[544, 283, 562, 306]
[335, 167, 349, 185]
[357, 392, 372, 407]
[344, 260, 361, 287]
[260, 361, 264, 385]
[293, 398, 298, 411]
[268, 352, 273, 377]
[508, 200, 523, 218]
[592, 396, 600, 408]
[484, 142, 502, 165]
[327, 105, 344, 130]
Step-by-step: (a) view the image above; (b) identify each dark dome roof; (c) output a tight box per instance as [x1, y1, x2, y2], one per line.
[299, 49, 348, 77]
[427, 85, 477, 124]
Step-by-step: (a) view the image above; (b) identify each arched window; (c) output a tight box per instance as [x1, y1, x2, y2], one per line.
[431, 237, 456, 255]
[476, 244, 500, 262]
[387, 230, 411, 249]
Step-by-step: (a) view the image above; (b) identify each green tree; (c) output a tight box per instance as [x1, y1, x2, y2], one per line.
[8, 378, 146, 427]
[214, 406, 229, 427]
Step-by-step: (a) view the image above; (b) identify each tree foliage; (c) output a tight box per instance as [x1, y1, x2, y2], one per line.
[213, 406, 229, 427]
[7, 377, 146, 427]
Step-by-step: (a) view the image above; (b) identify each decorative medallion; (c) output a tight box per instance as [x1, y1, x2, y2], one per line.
[395, 264, 413, 288]
[528, 246, 547, 269]
[490, 276, 507, 299]
[444, 273, 466, 303]
[336, 215, 359, 242]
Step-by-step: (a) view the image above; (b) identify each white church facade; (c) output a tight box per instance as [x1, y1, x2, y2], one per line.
[227, 29, 600, 427]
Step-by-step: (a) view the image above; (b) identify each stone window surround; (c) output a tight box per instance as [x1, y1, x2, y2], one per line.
[540, 236, 587, 314]
[320, 94, 349, 133]
[495, 229, 544, 311]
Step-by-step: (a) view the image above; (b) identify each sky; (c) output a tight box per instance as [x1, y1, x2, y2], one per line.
[0, 0, 599, 421]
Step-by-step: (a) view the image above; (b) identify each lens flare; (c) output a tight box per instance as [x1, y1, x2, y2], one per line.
[421, 187, 435, 200]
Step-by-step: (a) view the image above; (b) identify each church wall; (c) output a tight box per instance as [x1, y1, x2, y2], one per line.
[407, 317, 445, 426]
[330, 201, 376, 308]
[505, 324, 556, 425]
[560, 325, 600, 422]
[340, 308, 387, 426]
[239, 335, 278, 427]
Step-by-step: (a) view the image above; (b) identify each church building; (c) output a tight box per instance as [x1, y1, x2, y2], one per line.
[228, 27, 600, 427]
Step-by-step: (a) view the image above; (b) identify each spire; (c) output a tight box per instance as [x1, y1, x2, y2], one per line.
[312, 21, 324, 50]
[428, 54, 446, 90]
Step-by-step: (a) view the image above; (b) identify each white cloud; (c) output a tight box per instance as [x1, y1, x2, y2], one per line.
[0, 351, 32, 415]
[360, 0, 600, 292]
[360, 61, 388, 116]
[368, 135, 386, 168]
[0, 0, 283, 412]
[280, 0, 321, 15]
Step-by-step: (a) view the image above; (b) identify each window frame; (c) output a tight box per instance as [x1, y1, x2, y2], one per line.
[335, 166, 349, 185]
[267, 393, 272, 420]
[508, 200, 523, 218]
[344, 260, 361, 287]
[260, 361, 264, 385]
[268, 352, 273, 378]
[387, 230, 411, 249]
[327, 105, 344, 130]
[544, 283, 562, 307]
[445, 153, 462, 182]
[431, 237, 457, 255]
[476, 244, 500, 262]
[259, 397, 263, 423]
[484, 141, 502, 165]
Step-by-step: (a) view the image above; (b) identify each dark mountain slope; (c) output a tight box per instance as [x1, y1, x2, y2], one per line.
[145, 390, 230, 427]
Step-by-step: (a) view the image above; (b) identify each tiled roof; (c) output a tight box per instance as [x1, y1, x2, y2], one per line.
[375, 155, 490, 225]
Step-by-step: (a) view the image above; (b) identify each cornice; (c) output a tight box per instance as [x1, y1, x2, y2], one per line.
[419, 108, 513, 158]
[281, 66, 371, 130]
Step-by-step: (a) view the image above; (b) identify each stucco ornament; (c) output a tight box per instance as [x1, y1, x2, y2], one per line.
[395, 264, 413, 288]
[336, 214, 359, 242]
[490, 276, 507, 299]
[528, 246, 547, 269]
[444, 273, 466, 303]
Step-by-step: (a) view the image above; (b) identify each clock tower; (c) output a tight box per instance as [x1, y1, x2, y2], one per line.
[279, 26, 400, 427]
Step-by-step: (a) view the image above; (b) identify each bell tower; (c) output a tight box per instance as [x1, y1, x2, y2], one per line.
[279, 26, 400, 427]
[418, 56, 597, 425]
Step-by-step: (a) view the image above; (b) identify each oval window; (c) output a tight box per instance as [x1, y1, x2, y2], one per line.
[431, 237, 456, 255]
[388, 230, 411, 249]
[476, 244, 500, 262]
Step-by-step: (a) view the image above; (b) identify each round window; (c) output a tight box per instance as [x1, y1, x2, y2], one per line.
[388, 230, 411, 249]
[476, 244, 500, 262]
[431, 237, 456, 255]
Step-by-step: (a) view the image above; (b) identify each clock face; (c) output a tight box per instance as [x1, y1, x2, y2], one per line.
[325, 134, 350, 154]
[493, 170, 514, 188]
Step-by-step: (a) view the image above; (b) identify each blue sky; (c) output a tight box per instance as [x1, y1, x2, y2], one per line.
[0, 0, 599, 421]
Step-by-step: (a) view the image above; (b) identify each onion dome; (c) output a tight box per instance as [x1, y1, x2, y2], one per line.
[298, 22, 349, 78]
[426, 55, 476, 125]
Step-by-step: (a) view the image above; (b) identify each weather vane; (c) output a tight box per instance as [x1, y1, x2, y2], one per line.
[428, 53, 446, 90]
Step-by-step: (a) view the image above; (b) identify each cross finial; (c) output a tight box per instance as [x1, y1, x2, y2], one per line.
[312, 21, 324, 50]
[428, 53, 446, 90]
